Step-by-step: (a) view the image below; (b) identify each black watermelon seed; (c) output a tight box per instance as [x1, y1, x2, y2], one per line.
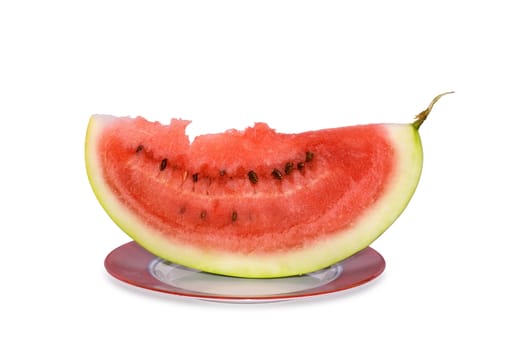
[160, 158, 168, 171]
[200, 210, 207, 220]
[248, 170, 258, 184]
[284, 162, 294, 175]
[231, 211, 238, 222]
[271, 168, 283, 180]
[136, 144, 144, 153]
[305, 151, 314, 162]
[297, 162, 305, 170]
[192, 173, 199, 182]
[220, 169, 226, 176]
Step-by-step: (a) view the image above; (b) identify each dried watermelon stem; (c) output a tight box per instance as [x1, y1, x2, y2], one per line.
[413, 91, 454, 129]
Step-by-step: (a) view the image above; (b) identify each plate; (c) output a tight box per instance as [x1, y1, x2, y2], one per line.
[105, 241, 385, 303]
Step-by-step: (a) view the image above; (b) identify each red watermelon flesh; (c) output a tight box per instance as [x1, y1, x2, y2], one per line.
[86, 103, 435, 277]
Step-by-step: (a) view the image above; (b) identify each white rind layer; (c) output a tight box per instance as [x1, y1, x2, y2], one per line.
[86, 116, 422, 278]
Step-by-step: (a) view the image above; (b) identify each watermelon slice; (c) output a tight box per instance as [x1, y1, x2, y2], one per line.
[86, 93, 452, 278]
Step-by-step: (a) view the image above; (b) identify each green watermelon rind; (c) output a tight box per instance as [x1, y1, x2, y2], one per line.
[86, 117, 422, 278]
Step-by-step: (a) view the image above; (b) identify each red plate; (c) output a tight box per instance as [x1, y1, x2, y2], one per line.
[105, 241, 385, 303]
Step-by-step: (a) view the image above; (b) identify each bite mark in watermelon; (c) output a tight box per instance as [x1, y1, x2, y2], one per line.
[86, 93, 452, 278]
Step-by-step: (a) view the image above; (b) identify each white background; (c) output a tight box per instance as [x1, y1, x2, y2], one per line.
[1, 1, 520, 349]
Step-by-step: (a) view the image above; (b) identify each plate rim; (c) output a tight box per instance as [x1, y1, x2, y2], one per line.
[104, 241, 385, 302]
